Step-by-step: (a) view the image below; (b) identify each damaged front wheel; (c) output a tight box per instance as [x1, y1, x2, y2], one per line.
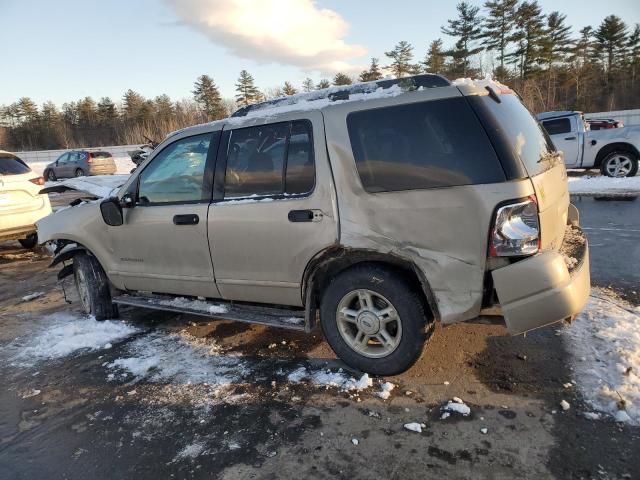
[73, 252, 118, 320]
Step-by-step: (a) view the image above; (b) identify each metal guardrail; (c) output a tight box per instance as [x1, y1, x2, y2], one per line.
[11, 145, 140, 163]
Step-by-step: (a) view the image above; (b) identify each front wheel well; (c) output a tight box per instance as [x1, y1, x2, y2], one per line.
[303, 248, 439, 328]
[594, 142, 639, 168]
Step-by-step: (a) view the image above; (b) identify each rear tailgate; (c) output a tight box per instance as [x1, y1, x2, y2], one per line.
[0, 172, 44, 216]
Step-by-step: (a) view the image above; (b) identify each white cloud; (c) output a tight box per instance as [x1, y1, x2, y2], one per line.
[165, 0, 366, 73]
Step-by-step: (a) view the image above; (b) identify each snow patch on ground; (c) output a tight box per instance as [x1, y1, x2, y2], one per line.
[562, 290, 640, 425]
[287, 367, 372, 391]
[440, 398, 472, 419]
[568, 174, 640, 195]
[376, 382, 395, 400]
[172, 441, 206, 462]
[7, 313, 138, 366]
[108, 329, 245, 385]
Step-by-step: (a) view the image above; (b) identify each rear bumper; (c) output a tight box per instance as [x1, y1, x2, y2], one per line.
[88, 165, 117, 175]
[492, 227, 590, 334]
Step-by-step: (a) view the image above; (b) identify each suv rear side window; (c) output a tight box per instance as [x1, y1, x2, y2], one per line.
[347, 98, 505, 192]
[224, 120, 315, 198]
[0, 155, 31, 175]
[542, 118, 571, 135]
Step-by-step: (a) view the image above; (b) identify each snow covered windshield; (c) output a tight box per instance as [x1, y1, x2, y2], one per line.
[474, 93, 557, 177]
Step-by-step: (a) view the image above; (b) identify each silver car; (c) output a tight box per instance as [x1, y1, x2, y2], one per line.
[37, 75, 590, 375]
[43, 150, 116, 181]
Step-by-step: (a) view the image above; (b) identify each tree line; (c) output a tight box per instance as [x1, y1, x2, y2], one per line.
[1, 0, 638, 151]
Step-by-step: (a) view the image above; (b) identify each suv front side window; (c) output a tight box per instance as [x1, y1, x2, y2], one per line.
[224, 120, 315, 199]
[137, 133, 214, 205]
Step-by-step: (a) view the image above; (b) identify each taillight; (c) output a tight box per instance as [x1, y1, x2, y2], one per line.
[29, 177, 45, 186]
[87, 153, 93, 163]
[489, 195, 540, 257]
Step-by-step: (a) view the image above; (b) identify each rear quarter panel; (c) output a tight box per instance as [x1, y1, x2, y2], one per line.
[322, 89, 536, 323]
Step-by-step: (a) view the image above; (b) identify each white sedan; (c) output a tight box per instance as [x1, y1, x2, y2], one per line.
[0, 150, 52, 248]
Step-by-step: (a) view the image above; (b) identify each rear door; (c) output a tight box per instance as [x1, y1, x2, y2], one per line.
[208, 112, 338, 307]
[107, 131, 222, 298]
[541, 117, 581, 167]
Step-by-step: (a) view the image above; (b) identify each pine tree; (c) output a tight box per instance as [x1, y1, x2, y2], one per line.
[122, 89, 146, 121]
[385, 41, 417, 78]
[359, 58, 384, 82]
[422, 40, 446, 73]
[282, 81, 298, 96]
[97, 97, 117, 125]
[441, 2, 484, 77]
[316, 79, 331, 89]
[235, 70, 261, 107]
[627, 24, 640, 91]
[594, 15, 628, 77]
[193, 75, 225, 120]
[154, 94, 175, 120]
[507, 1, 546, 79]
[302, 78, 315, 92]
[540, 12, 572, 68]
[77, 97, 97, 127]
[16, 97, 38, 124]
[333, 72, 353, 86]
[481, 0, 518, 79]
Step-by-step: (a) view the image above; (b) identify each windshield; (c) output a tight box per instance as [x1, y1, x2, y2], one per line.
[0, 155, 32, 175]
[472, 93, 557, 177]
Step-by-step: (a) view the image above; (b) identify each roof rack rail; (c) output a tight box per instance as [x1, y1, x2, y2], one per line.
[231, 74, 451, 118]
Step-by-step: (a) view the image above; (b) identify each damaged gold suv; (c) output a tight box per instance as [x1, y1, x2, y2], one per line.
[38, 75, 590, 375]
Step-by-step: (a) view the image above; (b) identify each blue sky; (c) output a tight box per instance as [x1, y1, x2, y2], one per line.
[1, 0, 639, 106]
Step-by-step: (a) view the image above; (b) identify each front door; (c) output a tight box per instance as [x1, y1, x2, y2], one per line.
[208, 113, 338, 307]
[108, 131, 222, 298]
[54, 152, 70, 178]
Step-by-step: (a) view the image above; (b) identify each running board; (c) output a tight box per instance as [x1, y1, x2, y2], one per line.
[112, 294, 307, 332]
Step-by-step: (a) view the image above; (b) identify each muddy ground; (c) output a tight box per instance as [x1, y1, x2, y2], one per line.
[0, 196, 639, 479]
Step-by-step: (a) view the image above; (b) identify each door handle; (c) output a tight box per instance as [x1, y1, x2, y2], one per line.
[564, 136, 576, 140]
[173, 214, 199, 225]
[288, 209, 323, 222]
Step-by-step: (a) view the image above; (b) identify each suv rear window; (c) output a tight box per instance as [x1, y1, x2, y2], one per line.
[90, 152, 112, 159]
[469, 93, 556, 177]
[0, 155, 32, 175]
[346, 97, 505, 192]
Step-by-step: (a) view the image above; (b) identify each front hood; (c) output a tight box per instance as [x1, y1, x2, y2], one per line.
[40, 175, 129, 198]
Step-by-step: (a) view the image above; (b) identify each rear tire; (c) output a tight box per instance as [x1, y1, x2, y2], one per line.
[600, 151, 638, 177]
[75, 168, 85, 177]
[320, 264, 430, 376]
[18, 234, 38, 249]
[46, 169, 57, 181]
[73, 252, 118, 320]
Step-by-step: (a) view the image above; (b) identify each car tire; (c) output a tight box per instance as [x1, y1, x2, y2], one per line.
[75, 168, 85, 177]
[320, 264, 431, 376]
[46, 169, 56, 181]
[600, 151, 639, 178]
[73, 252, 118, 321]
[18, 233, 38, 249]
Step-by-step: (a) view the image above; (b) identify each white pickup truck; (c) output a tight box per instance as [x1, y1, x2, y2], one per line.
[537, 111, 639, 177]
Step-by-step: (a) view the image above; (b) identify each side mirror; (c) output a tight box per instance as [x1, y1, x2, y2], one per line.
[55, 161, 59, 166]
[100, 197, 123, 226]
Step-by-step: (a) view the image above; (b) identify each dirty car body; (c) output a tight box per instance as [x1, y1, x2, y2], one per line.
[37, 75, 590, 375]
